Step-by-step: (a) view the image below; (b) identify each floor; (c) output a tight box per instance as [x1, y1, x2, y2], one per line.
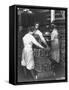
[17, 56, 65, 82]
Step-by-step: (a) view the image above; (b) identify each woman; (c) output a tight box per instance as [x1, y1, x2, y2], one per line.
[21, 26, 44, 80]
[51, 24, 60, 63]
[34, 23, 48, 47]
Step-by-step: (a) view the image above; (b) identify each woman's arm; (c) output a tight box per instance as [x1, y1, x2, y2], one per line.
[31, 35, 44, 49]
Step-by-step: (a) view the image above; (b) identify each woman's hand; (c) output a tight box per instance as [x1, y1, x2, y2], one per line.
[44, 46, 50, 51]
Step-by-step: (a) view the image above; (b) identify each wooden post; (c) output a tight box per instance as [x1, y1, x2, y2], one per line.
[51, 10, 55, 23]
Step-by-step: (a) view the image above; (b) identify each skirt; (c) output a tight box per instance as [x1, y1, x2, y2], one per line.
[21, 47, 34, 70]
[51, 39, 60, 63]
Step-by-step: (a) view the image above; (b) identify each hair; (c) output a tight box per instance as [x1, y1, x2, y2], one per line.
[27, 26, 35, 32]
[51, 20, 56, 29]
[34, 22, 39, 26]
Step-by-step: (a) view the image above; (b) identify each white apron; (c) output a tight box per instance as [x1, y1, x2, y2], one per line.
[21, 46, 34, 70]
[21, 33, 43, 70]
[51, 38, 60, 63]
[51, 29, 60, 63]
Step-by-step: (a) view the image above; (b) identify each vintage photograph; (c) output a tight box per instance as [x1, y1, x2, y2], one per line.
[16, 7, 66, 83]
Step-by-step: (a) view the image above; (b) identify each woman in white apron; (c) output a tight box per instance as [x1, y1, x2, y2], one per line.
[21, 27, 44, 80]
[51, 27, 60, 63]
[34, 23, 49, 48]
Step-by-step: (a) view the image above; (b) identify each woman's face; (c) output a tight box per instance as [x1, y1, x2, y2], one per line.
[35, 23, 39, 29]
